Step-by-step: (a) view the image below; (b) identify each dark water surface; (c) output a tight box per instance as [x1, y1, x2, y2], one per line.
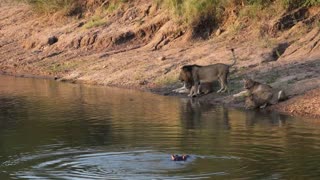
[0, 75, 320, 179]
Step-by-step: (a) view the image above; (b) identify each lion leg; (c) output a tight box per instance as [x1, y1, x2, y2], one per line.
[260, 103, 268, 109]
[217, 79, 223, 93]
[193, 75, 200, 96]
[221, 84, 228, 93]
[217, 78, 225, 93]
[188, 88, 194, 97]
[221, 87, 228, 93]
[220, 74, 229, 93]
[221, 85, 228, 93]
[188, 86, 197, 97]
[173, 84, 187, 93]
[197, 84, 201, 95]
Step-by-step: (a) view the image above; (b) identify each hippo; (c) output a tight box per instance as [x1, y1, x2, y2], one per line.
[171, 154, 190, 161]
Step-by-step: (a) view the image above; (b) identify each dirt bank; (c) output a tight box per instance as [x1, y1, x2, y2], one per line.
[271, 88, 320, 118]
[0, 2, 319, 118]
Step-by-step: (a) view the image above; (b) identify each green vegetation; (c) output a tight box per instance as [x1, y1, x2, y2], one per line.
[106, 1, 122, 13]
[155, 0, 320, 26]
[266, 71, 280, 84]
[48, 61, 79, 73]
[17, 0, 320, 28]
[281, 0, 320, 9]
[17, 0, 77, 14]
[16, 0, 125, 15]
[83, 16, 107, 29]
[19, 0, 320, 17]
[155, 0, 223, 25]
[155, 73, 179, 86]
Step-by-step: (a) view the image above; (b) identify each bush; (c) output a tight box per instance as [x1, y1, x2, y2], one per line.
[20, 0, 320, 16]
[19, 0, 78, 14]
[18, 0, 130, 15]
[280, 0, 320, 9]
[158, 0, 223, 26]
[83, 16, 107, 29]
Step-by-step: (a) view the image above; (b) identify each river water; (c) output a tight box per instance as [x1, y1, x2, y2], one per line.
[0, 75, 320, 179]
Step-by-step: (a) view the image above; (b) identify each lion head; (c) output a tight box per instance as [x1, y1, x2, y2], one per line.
[179, 65, 194, 89]
[243, 78, 256, 90]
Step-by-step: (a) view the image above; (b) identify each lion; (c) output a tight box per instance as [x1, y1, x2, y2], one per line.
[242, 78, 287, 109]
[178, 48, 237, 97]
[173, 67, 213, 94]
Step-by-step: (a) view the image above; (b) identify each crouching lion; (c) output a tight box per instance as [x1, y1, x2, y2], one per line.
[237, 78, 287, 109]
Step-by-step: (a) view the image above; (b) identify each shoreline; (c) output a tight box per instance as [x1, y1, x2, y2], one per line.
[1, 71, 319, 120]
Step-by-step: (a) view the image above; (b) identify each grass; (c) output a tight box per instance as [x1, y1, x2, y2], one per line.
[156, 0, 222, 26]
[266, 71, 281, 84]
[153, 0, 320, 34]
[16, 0, 127, 15]
[16, 0, 320, 40]
[182, 0, 218, 25]
[155, 73, 179, 86]
[106, 1, 122, 13]
[18, 0, 320, 16]
[18, 0, 320, 27]
[229, 22, 245, 35]
[259, 37, 277, 48]
[83, 16, 107, 29]
[239, 3, 264, 20]
[287, 79, 297, 84]
[17, 0, 77, 14]
[281, 0, 320, 9]
[49, 61, 79, 73]
[316, 20, 320, 28]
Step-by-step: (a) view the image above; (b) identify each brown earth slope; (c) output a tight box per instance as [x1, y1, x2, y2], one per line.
[0, 1, 319, 118]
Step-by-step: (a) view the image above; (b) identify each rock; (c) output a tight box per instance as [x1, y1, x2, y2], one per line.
[139, 80, 148, 85]
[261, 52, 275, 63]
[77, 22, 85, 27]
[158, 56, 166, 61]
[215, 28, 223, 36]
[248, 64, 258, 68]
[32, 50, 42, 54]
[261, 43, 290, 63]
[48, 36, 58, 45]
[269, 8, 309, 35]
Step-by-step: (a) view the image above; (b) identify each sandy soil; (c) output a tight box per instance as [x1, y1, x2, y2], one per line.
[0, 2, 319, 119]
[272, 88, 320, 118]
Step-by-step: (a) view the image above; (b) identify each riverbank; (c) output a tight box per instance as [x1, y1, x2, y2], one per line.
[0, 2, 319, 118]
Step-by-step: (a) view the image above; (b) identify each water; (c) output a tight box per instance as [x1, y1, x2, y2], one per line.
[0, 75, 320, 179]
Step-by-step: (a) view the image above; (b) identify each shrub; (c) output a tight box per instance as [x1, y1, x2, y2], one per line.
[18, 0, 130, 15]
[83, 16, 107, 29]
[280, 0, 320, 9]
[19, 0, 78, 14]
[158, 0, 223, 25]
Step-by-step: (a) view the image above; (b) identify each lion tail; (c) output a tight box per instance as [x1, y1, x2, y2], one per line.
[230, 48, 237, 67]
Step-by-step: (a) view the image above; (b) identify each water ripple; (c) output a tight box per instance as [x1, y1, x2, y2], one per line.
[4, 149, 237, 179]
